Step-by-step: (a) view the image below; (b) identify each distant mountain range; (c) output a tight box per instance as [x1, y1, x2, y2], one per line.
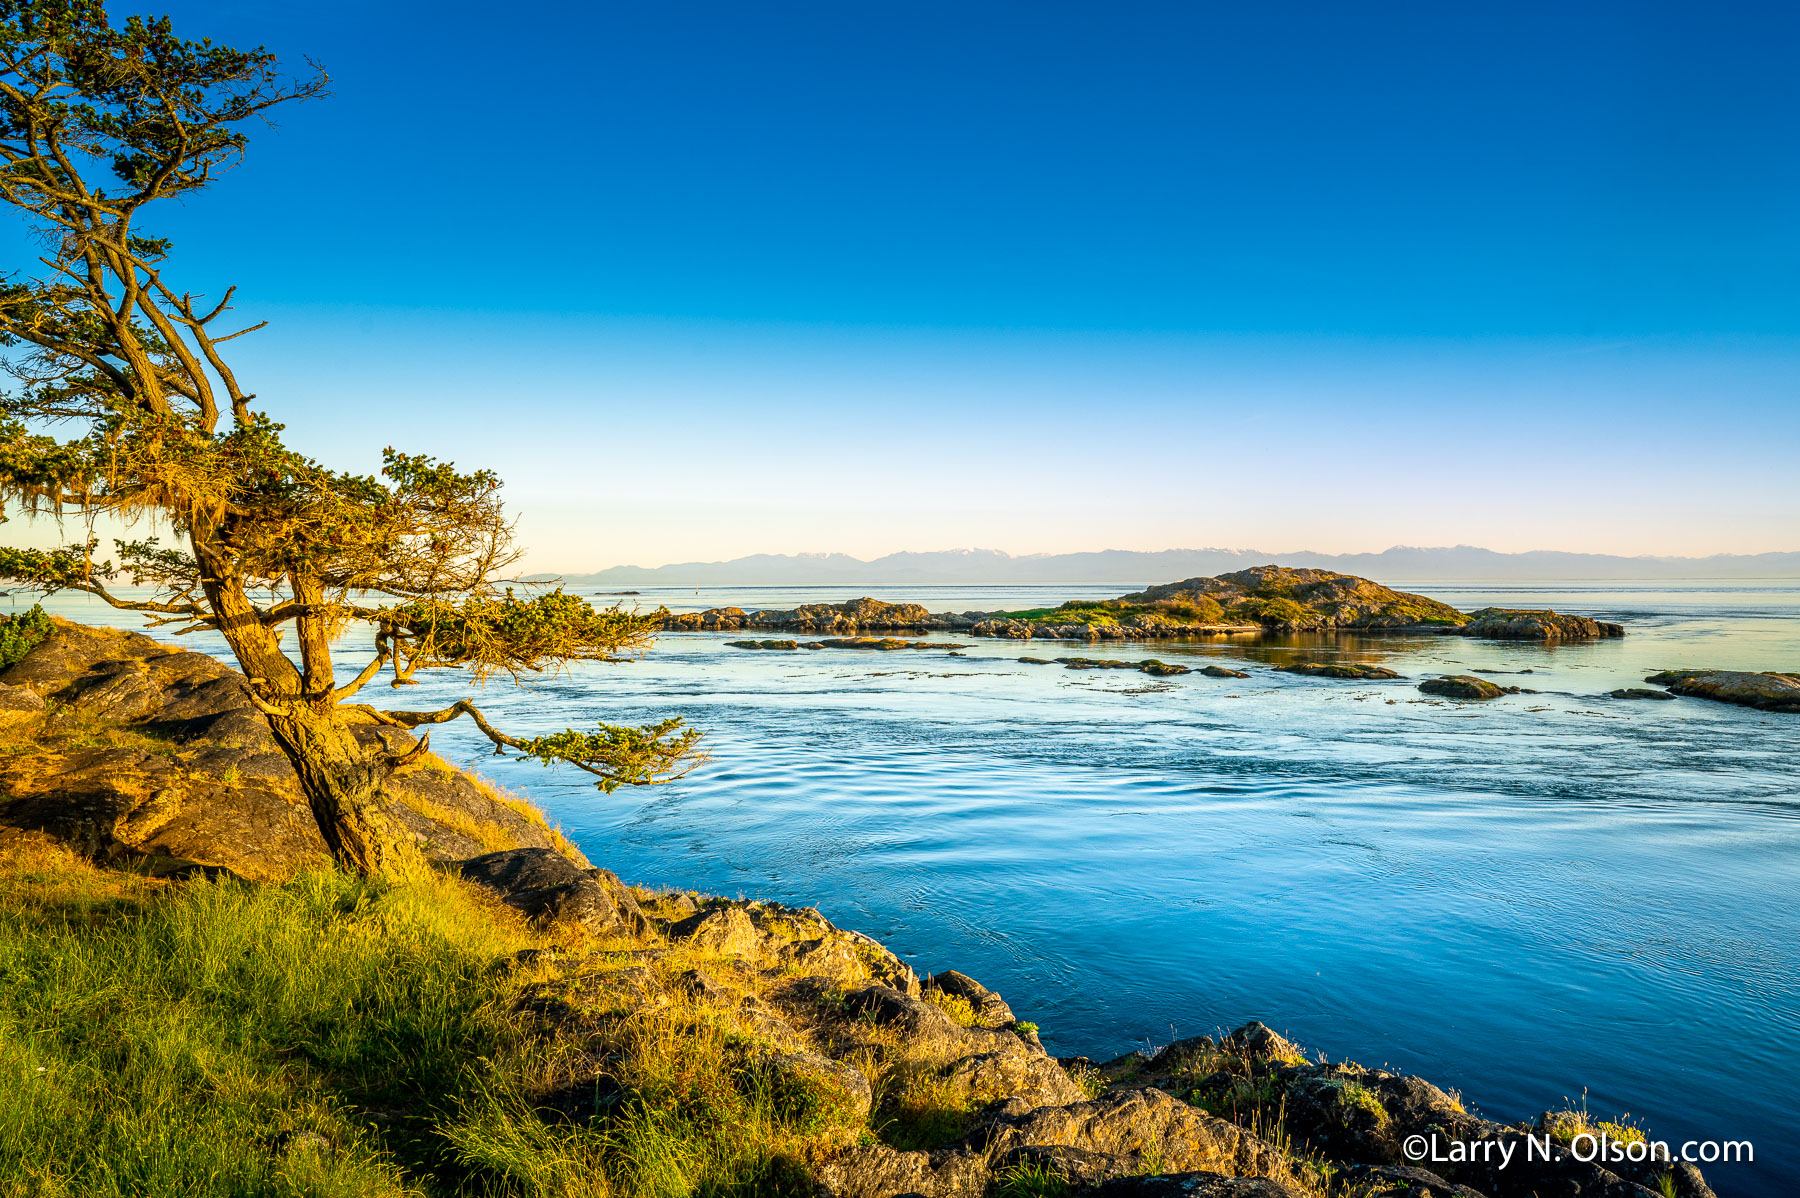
[558, 546, 1800, 587]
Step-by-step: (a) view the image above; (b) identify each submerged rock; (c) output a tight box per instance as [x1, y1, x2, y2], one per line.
[1418, 675, 1506, 701]
[817, 637, 966, 651]
[728, 639, 800, 650]
[1276, 662, 1403, 680]
[1610, 687, 1676, 701]
[1200, 666, 1251, 678]
[1456, 608, 1624, 640]
[1644, 668, 1800, 712]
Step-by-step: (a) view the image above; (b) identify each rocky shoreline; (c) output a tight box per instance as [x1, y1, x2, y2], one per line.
[470, 852, 1720, 1198]
[657, 566, 1626, 643]
[0, 619, 1721, 1198]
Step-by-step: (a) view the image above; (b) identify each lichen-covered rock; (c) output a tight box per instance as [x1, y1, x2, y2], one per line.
[779, 937, 866, 982]
[985, 1088, 1284, 1180]
[935, 1049, 1087, 1108]
[1419, 675, 1505, 701]
[1645, 669, 1800, 713]
[1456, 609, 1624, 640]
[668, 904, 760, 956]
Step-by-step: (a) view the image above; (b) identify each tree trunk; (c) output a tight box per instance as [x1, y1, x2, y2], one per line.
[264, 702, 405, 876]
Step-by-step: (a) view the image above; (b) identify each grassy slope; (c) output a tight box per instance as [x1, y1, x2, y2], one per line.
[0, 841, 1088, 1198]
[0, 841, 856, 1198]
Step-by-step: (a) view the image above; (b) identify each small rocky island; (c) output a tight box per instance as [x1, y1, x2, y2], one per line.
[661, 566, 1625, 642]
[0, 620, 1719, 1198]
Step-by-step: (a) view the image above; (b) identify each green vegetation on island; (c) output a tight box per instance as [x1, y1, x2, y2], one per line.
[993, 566, 1467, 634]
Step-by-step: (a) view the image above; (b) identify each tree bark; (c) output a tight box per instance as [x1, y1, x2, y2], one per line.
[263, 701, 405, 877]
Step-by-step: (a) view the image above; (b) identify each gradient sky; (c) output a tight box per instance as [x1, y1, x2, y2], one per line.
[9, 1, 1800, 568]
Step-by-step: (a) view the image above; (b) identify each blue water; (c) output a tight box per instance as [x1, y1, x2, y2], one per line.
[27, 581, 1800, 1196]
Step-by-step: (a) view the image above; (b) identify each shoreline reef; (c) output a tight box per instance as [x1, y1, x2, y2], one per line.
[657, 566, 1626, 642]
[0, 618, 1717, 1198]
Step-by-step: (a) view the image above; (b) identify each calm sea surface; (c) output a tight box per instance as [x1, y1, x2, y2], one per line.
[30, 580, 1800, 1196]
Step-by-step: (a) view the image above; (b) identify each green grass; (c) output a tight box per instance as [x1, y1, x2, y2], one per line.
[0, 844, 514, 1197]
[992, 1161, 1073, 1198]
[1334, 1080, 1389, 1126]
[0, 843, 834, 1198]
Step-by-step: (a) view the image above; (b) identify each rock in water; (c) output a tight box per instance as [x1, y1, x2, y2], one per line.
[1455, 608, 1624, 640]
[1055, 657, 1191, 676]
[1644, 669, 1800, 712]
[1200, 666, 1251, 678]
[1418, 675, 1505, 701]
[1610, 687, 1676, 701]
[1277, 662, 1403, 680]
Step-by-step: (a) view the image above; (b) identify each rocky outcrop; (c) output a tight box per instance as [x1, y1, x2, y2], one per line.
[1276, 662, 1403, 680]
[1454, 609, 1624, 640]
[0, 620, 577, 879]
[1644, 669, 1800, 713]
[1118, 566, 1466, 633]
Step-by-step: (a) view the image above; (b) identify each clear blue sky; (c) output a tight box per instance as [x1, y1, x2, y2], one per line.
[18, 1, 1800, 567]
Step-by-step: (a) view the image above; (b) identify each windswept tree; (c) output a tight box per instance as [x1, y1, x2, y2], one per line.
[0, 1, 701, 875]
